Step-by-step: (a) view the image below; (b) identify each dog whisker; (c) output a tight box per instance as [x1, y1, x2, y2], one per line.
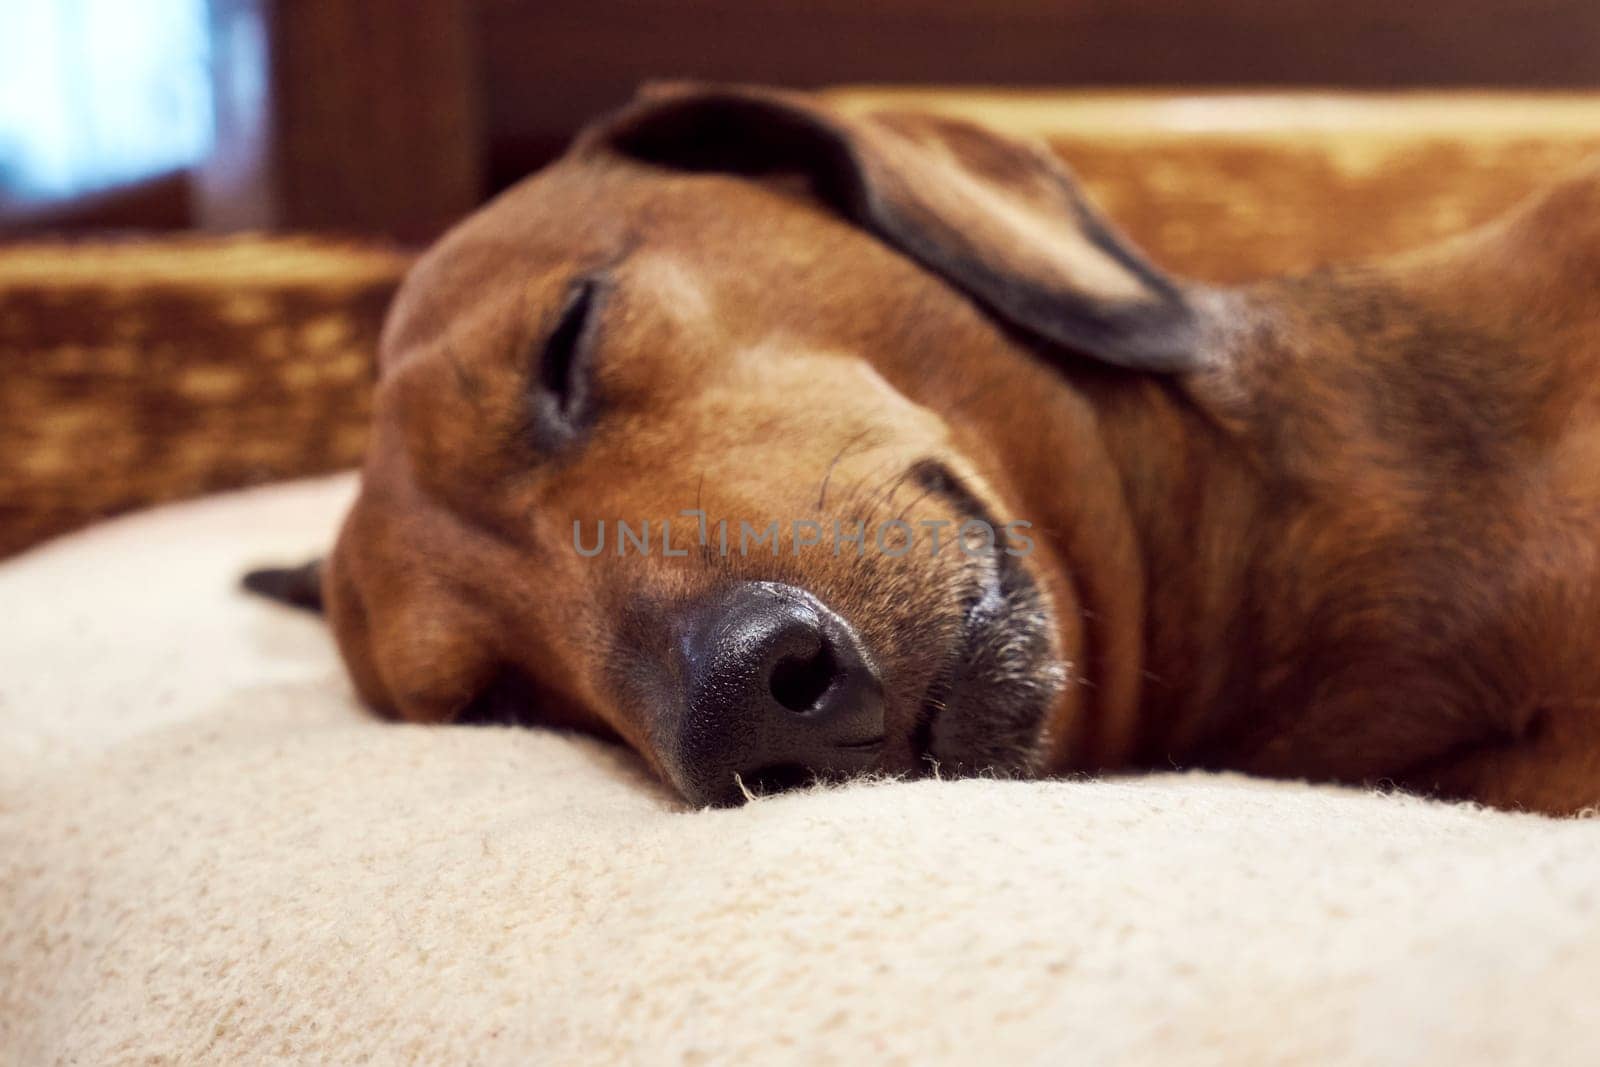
[694, 472, 711, 564]
[842, 458, 901, 525]
[816, 428, 874, 510]
[892, 484, 939, 525]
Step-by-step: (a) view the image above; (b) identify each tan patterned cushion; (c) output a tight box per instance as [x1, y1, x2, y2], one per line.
[0, 237, 410, 557]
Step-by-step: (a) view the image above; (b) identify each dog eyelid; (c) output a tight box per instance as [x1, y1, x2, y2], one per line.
[530, 275, 604, 447]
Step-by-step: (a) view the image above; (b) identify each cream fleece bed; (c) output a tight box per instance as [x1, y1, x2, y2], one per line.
[3, 475, 1600, 1065]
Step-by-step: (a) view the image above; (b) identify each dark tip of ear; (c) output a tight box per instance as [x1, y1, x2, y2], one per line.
[242, 559, 325, 614]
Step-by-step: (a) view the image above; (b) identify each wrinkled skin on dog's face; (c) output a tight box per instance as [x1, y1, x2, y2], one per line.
[324, 87, 1201, 805]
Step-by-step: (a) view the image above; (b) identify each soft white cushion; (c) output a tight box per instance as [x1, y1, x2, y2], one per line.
[4, 476, 1600, 1065]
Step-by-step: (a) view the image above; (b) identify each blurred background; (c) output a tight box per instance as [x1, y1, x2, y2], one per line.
[4, 0, 1599, 242]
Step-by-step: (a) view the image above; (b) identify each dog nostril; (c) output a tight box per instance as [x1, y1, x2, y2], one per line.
[768, 642, 838, 712]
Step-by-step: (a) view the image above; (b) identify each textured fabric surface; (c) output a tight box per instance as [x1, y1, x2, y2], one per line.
[3, 475, 1599, 1065]
[0, 237, 407, 559]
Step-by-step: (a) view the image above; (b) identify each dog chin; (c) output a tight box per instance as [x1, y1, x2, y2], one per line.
[915, 549, 1066, 779]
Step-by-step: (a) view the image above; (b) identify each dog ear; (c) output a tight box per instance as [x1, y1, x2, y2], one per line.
[597, 83, 1199, 373]
[242, 558, 325, 614]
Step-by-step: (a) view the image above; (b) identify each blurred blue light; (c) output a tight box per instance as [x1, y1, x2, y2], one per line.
[0, 0, 213, 204]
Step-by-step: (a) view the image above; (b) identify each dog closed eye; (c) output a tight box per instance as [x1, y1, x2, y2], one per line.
[529, 275, 604, 448]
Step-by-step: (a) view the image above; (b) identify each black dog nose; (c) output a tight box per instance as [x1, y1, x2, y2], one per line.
[673, 582, 884, 806]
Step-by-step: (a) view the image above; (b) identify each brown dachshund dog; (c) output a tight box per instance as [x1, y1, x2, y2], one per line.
[249, 85, 1600, 813]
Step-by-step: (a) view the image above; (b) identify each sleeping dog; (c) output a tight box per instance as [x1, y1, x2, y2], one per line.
[250, 85, 1600, 813]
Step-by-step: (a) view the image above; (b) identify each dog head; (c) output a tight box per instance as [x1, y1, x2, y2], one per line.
[313, 85, 1208, 806]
